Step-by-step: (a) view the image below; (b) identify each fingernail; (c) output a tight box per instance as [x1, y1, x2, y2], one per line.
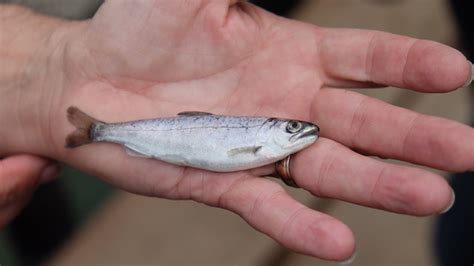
[40, 163, 62, 184]
[340, 251, 357, 265]
[462, 61, 473, 88]
[440, 188, 456, 214]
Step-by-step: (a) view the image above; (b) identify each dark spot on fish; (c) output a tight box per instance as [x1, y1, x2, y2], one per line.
[265, 118, 278, 129]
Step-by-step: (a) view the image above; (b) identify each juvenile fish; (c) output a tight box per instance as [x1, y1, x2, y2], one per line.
[66, 107, 319, 172]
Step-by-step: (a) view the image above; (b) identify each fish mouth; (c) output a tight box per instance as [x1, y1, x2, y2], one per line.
[296, 124, 320, 140]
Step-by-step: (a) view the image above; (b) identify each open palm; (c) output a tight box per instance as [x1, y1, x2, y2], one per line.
[38, 0, 474, 260]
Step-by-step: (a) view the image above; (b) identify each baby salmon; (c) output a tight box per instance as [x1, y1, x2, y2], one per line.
[66, 107, 319, 172]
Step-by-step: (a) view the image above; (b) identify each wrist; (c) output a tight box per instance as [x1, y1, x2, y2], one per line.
[0, 5, 82, 157]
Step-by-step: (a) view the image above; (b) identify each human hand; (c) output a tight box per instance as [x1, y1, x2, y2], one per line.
[0, 155, 60, 228]
[2, 0, 473, 261]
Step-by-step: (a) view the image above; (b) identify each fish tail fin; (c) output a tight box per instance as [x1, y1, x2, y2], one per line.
[65, 106, 102, 148]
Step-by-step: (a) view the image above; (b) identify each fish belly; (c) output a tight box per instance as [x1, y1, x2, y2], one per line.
[96, 124, 276, 172]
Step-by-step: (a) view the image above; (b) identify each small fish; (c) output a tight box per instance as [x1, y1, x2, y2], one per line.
[65, 107, 319, 172]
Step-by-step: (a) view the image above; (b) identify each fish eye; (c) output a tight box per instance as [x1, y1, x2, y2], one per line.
[286, 121, 303, 133]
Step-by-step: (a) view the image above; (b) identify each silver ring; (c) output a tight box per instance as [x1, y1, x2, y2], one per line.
[274, 155, 299, 188]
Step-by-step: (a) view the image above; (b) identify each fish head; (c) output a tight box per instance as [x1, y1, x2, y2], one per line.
[263, 118, 319, 153]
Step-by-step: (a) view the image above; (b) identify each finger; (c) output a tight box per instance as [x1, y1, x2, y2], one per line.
[311, 89, 474, 172]
[291, 138, 454, 215]
[0, 194, 32, 228]
[0, 155, 59, 229]
[214, 176, 355, 261]
[0, 155, 58, 206]
[318, 28, 471, 91]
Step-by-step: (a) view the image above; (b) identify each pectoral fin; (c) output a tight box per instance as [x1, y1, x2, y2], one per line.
[227, 146, 262, 156]
[124, 146, 151, 158]
[177, 111, 214, 116]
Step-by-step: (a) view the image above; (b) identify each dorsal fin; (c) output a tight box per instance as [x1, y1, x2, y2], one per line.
[177, 111, 214, 116]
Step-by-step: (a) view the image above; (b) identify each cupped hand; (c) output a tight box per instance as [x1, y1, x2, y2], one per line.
[25, 0, 474, 260]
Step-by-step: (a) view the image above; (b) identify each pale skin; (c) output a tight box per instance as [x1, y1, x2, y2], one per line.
[1, 0, 473, 261]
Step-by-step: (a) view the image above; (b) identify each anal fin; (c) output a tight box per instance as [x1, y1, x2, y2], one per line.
[124, 146, 151, 158]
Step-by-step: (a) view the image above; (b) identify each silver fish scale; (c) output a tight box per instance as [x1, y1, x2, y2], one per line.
[119, 115, 267, 131]
[93, 115, 273, 171]
[90, 114, 317, 172]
